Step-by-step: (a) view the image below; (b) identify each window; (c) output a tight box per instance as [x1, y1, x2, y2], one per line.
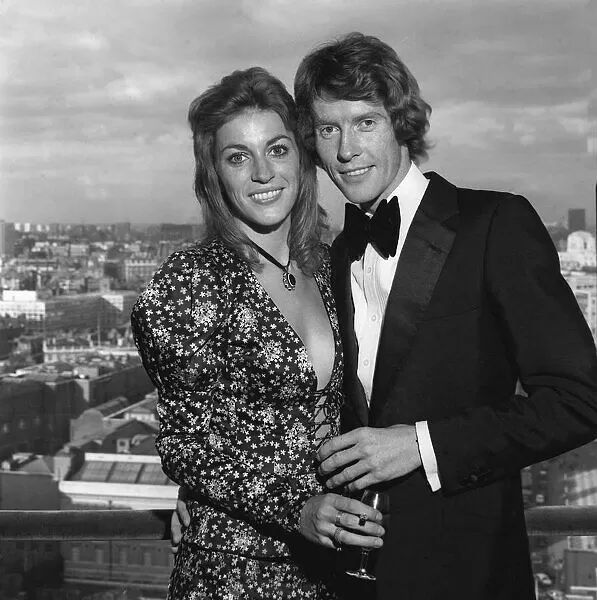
[75, 461, 113, 482]
[108, 461, 142, 483]
[137, 463, 168, 485]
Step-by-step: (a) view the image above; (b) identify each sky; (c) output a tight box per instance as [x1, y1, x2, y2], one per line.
[0, 0, 595, 230]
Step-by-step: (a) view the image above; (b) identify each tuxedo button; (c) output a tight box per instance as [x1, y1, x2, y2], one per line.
[371, 315, 377, 322]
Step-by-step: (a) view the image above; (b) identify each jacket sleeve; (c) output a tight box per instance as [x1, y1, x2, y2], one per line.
[131, 250, 321, 534]
[429, 195, 597, 493]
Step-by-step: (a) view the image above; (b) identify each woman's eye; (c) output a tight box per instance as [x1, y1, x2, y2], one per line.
[268, 144, 288, 157]
[228, 153, 247, 165]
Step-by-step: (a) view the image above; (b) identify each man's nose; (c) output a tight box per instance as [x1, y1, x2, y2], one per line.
[251, 157, 274, 183]
[337, 131, 360, 162]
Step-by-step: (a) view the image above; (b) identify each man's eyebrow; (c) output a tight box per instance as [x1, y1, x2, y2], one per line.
[312, 110, 387, 127]
[312, 116, 334, 127]
[353, 110, 386, 122]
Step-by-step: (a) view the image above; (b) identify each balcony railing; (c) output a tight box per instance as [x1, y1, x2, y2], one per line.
[2, 506, 597, 540]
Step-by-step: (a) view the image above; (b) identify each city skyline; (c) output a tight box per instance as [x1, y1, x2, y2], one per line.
[1, 0, 595, 230]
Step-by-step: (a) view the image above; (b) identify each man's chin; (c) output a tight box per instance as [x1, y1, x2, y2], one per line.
[343, 193, 379, 206]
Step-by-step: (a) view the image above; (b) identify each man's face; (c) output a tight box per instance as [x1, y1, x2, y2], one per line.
[311, 97, 409, 206]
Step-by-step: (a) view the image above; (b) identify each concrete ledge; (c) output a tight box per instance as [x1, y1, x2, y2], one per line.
[0, 509, 171, 540]
[2, 506, 597, 540]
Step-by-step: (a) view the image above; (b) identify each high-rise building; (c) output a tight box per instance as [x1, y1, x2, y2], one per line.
[112, 222, 132, 240]
[568, 208, 587, 232]
[0, 221, 16, 257]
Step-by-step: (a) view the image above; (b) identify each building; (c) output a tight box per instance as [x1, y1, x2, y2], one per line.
[84, 276, 111, 293]
[0, 375, 83, 460]
[122, 258, 159, 285]
[0, 290, 138, 332]
[0, 221, 17, 258]
[0, 417, 175, 598]
[568, 209, 587, 233]
[58, 419, 177, 598]
[68, 243, 90, 259]
[159, 223, 201, 240]
[107, 391, 158, 425]
[42, 342, 139, 363]
[101, 291, 138, 326]
[0, 323, 25, 360]
[564, 548, 597, 598]
[563, 273, 597, 343]
[13, 356, 153, 409]
[559, 231, 597, 270]
[0, 454, 63, 600]
[70, 359, 153, 408]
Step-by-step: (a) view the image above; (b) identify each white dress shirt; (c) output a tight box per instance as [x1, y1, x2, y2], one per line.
[350, 162, 441, 492]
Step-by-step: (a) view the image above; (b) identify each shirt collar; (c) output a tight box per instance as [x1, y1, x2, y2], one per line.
[365, 162, 428, 217]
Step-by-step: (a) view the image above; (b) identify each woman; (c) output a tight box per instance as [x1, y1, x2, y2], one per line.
[131, 67, 383, 599]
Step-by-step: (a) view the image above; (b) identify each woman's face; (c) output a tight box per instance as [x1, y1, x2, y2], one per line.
[215, 109, 300, 233]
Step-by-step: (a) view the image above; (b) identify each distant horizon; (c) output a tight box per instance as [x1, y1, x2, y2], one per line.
[1, 1, 595, 227]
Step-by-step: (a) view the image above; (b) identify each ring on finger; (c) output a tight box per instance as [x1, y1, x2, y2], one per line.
[358, 513, 368, 527]
[334, 511, 343, 528]
[332, 527, 343, 548]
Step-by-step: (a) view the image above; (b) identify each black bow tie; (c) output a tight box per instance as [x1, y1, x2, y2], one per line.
[343, 196, 400, 262]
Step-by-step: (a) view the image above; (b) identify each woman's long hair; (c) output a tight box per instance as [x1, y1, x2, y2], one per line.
[188, 67, 327, 274]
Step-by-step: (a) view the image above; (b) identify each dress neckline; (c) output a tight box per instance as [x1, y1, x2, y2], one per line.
[241, 259, 339, 393]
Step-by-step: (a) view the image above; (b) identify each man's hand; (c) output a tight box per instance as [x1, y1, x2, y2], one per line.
[299, 493, 385, 550]
[170, 487, 191, 554]
[317, 425, 422, 492]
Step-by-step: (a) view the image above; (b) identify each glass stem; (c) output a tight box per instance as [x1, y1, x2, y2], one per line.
[358, 549, 370, 573]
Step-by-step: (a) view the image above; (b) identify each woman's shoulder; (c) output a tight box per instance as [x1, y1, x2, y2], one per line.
[133, 239, 239, 313]
[153, 238, 244, 281]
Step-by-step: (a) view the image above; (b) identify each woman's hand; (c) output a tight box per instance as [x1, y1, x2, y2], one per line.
[170, 487, 191, 554]
[298, 493, 385, 550]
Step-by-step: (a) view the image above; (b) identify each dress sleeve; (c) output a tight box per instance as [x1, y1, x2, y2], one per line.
[131, 250, 321, 534]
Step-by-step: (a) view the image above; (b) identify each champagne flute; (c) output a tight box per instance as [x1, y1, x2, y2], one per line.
[346, 489, 390, 580]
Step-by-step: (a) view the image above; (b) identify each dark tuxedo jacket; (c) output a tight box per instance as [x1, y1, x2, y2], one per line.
[330, 173, 597, 600]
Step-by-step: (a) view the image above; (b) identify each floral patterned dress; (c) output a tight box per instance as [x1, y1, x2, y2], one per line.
[131, 239, 343, 599]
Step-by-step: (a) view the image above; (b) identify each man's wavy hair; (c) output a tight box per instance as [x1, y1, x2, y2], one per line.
[188, 67, 327, 274]
[294, 32, 432, 165]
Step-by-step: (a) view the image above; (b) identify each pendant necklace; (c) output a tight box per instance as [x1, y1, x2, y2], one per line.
[250, 241, 296, 291]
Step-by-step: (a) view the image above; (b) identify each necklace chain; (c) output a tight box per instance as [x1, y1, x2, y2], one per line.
[250, 241, 296, 291]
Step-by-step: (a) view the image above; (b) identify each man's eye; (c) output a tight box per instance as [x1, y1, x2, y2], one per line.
[360, 119, 375, 129]
[318, 126, 337, 139]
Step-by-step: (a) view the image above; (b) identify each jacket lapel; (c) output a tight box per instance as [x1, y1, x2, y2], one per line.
[330, 233, 369, 428]
[369, 173, 459, 421]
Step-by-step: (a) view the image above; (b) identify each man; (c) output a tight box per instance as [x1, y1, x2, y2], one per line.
[292, 32, 597, 599]
[172, 33, 597, 599]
